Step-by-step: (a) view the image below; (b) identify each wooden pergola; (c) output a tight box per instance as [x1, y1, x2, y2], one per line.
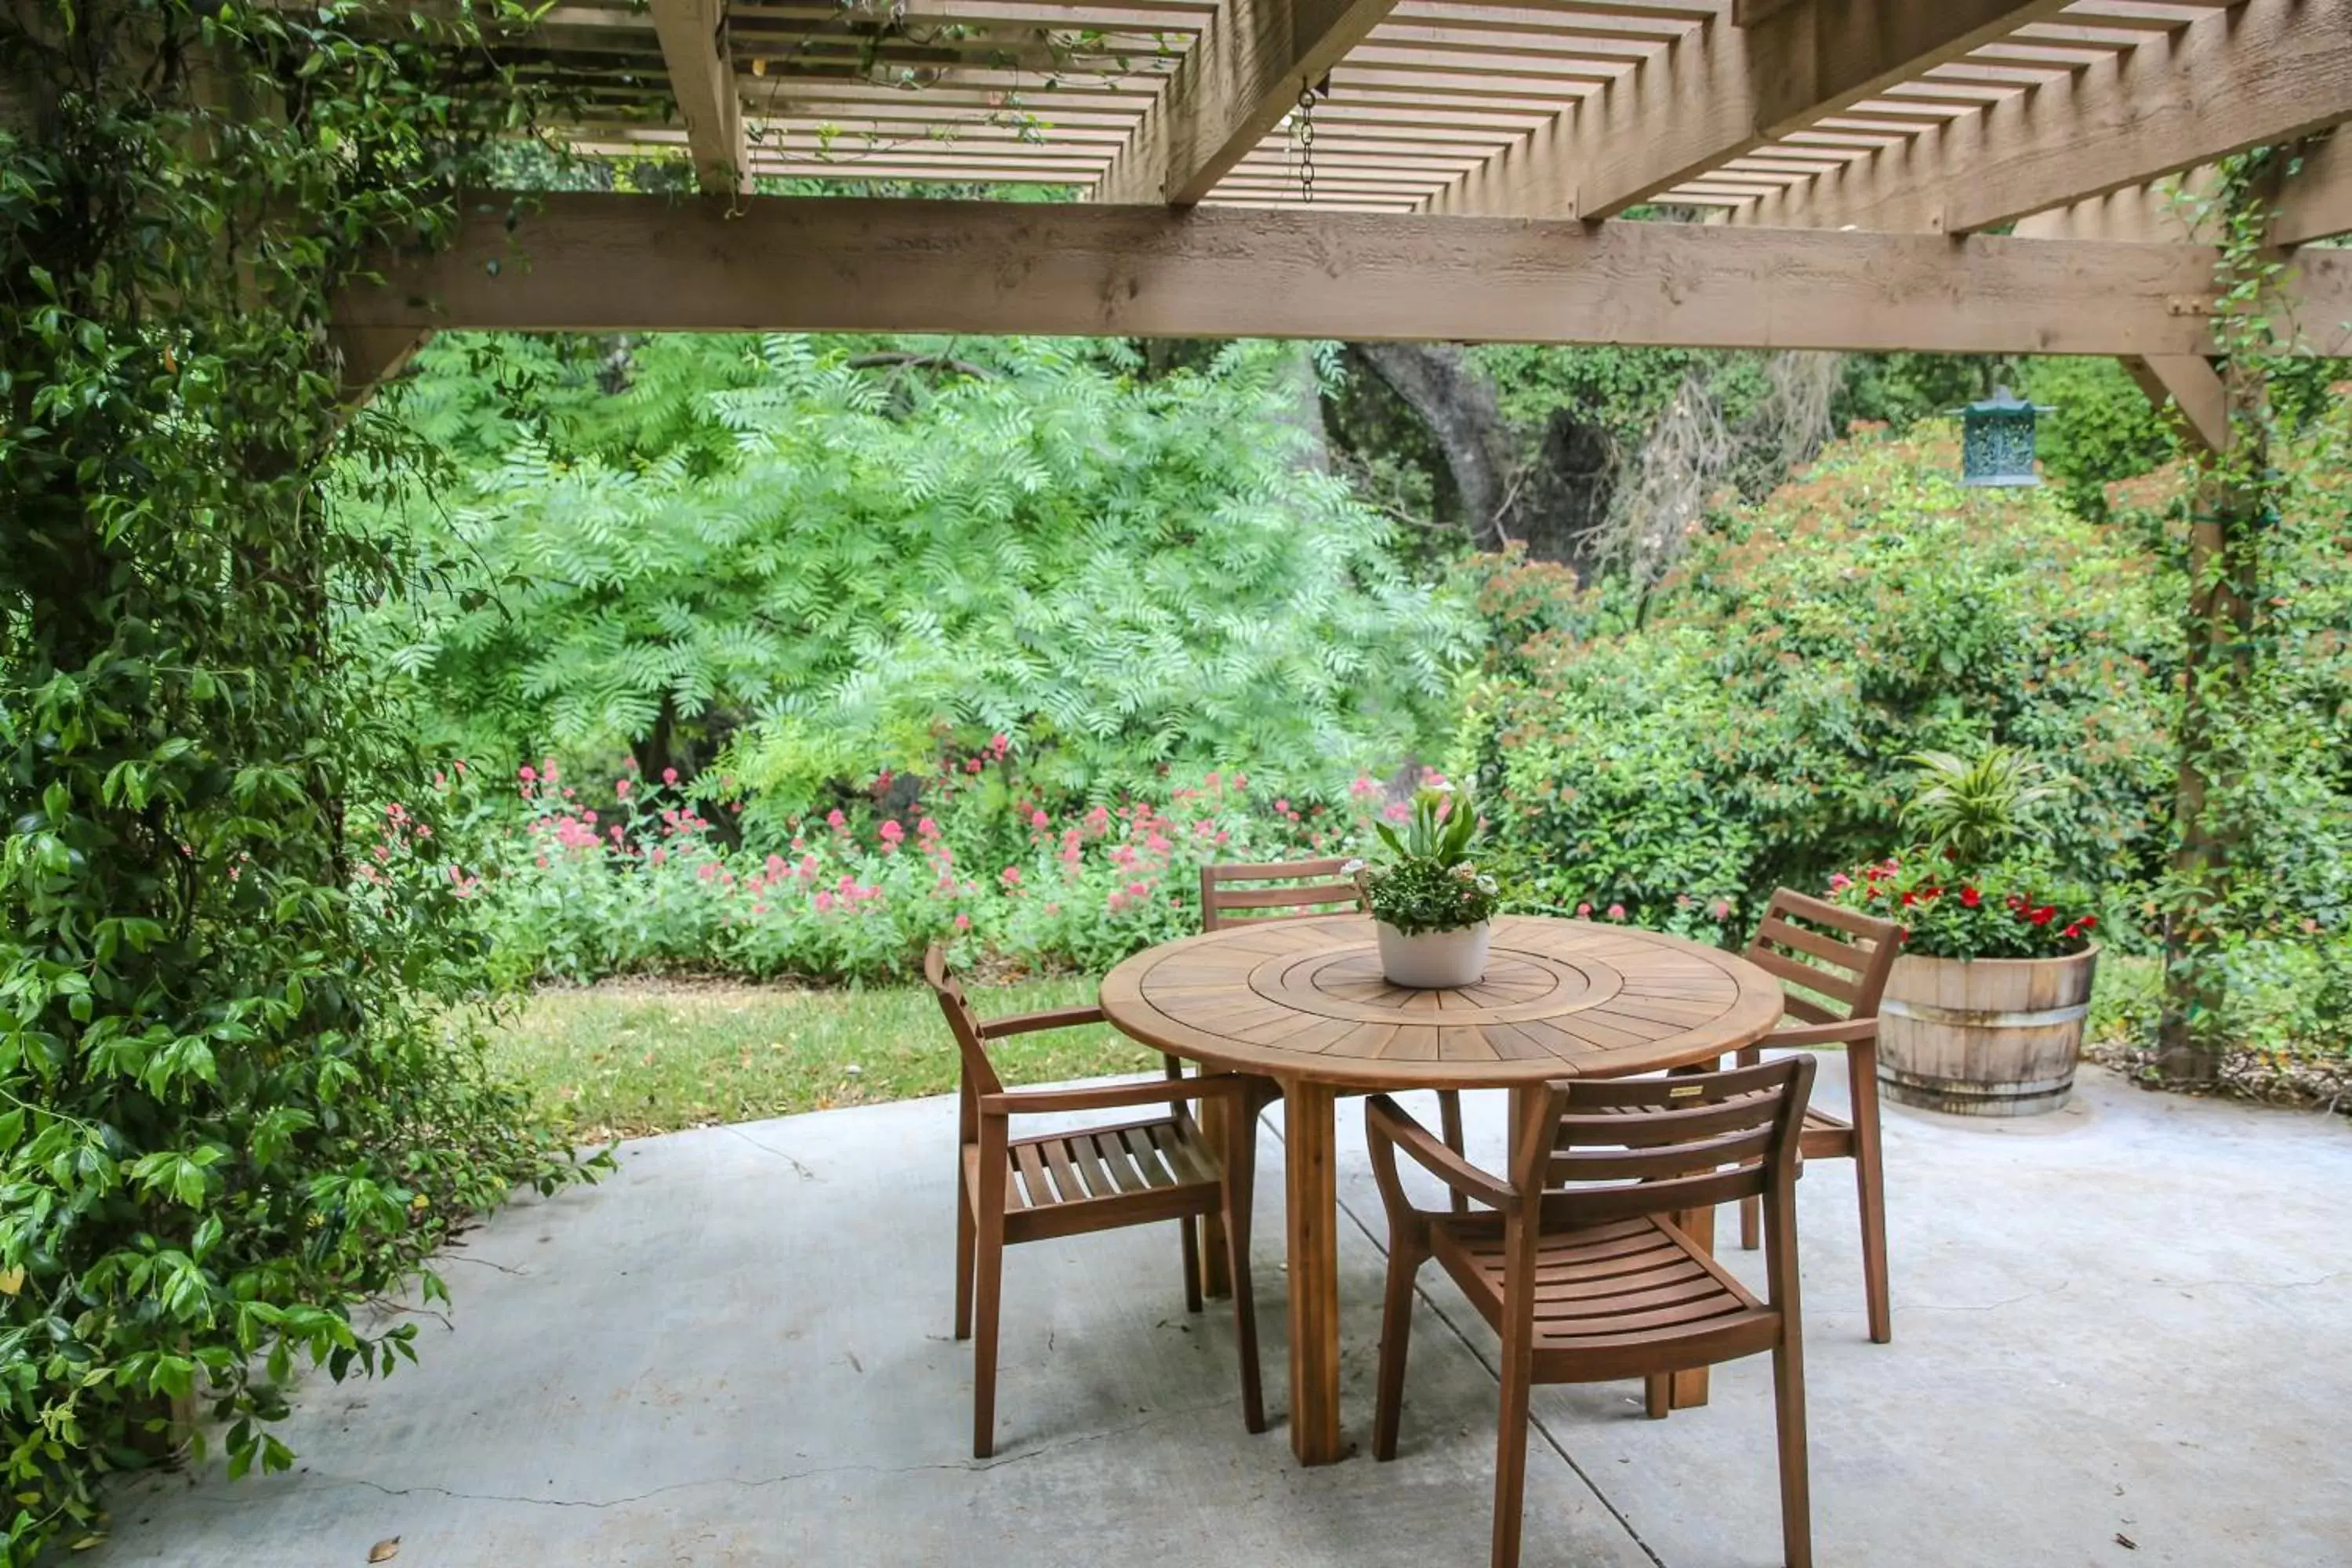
[339, 0, 2352, 444]
[321, 0, 2352, 1471]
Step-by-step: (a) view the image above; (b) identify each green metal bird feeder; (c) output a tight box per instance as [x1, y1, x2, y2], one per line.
[1959, 385, 2053, 488]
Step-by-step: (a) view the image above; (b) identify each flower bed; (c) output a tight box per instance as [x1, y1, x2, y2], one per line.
[383, 747, 1476, 985]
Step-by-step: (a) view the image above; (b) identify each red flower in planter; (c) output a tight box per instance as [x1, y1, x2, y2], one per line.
[1959, 885, 1982, 908]
[2027, 906, 2056, 927]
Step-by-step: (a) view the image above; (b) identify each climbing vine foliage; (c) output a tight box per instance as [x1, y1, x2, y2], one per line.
[0, 2, 593, 1555]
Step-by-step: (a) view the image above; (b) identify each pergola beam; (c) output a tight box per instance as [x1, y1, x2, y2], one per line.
[1094, 0, 1401, 205]
[2016, 133, 2352, 248]
[2274, 130, 2352, 246]
[1737, 0, 2352, 234]
[649, 0, 750, 195]
[2125, 354, 2229, 454]
[334, 191, 2352, 357]
[1430, 0, 2065, 219]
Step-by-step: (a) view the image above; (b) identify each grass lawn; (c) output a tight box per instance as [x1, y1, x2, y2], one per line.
[492, 951, 2328, 1143]
[492, 976, 1155, 1141]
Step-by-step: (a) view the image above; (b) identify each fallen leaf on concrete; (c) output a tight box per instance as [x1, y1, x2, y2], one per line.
[368, 1540, 401, 1563]
[2114, 1534, 2137, 1551]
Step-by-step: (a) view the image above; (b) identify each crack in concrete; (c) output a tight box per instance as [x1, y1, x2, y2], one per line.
[441, 1254, 530, 1277]
[1904, 1283, 2074, 1313]
[725, 1123, 818, 1180]
[2158, 1270, 2350, 1294]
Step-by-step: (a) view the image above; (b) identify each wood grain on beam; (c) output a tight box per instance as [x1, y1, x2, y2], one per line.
[1431, 0, 2064, 219]
[2125, 354, 2228, 454]
[1094, 0, 1401, 206]
[1741, 0, 2352, 234]
[649, 0, 749, 194]
[333, 191, 2352, 357]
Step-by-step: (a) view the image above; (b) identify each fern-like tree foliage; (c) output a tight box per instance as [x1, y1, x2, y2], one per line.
[361, 334, 1479, 807]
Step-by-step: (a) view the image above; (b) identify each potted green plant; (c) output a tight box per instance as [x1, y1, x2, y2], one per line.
[1348, 785, 1501, 989]
[1831, 746, 2102, 1116]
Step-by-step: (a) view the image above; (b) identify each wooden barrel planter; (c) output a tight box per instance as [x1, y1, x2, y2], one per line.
[1877, 946, 2100, 1116]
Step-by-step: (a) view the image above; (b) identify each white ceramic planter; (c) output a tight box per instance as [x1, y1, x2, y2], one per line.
[1376, 919, 1493, 989]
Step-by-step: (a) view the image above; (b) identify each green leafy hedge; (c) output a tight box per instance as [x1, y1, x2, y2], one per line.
[1, 3, 595, 1556]
[1456, 422, 2183, 938]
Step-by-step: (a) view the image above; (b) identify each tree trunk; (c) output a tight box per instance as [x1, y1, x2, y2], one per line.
[2156, 355, 2266, 1085]
[1271, 343, 1331, 474]
[1352, 342, 1515, 550]
[1515, 412, 1614, 577]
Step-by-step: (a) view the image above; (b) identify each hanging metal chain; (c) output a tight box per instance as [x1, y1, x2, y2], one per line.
[1292, 80, 1317, 205]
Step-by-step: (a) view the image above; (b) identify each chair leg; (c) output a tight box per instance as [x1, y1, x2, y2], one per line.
[1643, 1374, 1671, 1419]
[971, 1148, 1008, 1459]
[1438, 1090, 1468, 1216]
[1371, 1236, 1422, 1461]
[1773, 1331, 1813, 1568]
[1180, 1216, 1204, 1314]
[1197, 1097, 1234, 1301]
[1490, 1316, 1535, 1568]
[1221, 1111, 1265, 1435]
[1737, 1044, 1764, 1251]
[1849, 1042, 1893, 1345]
[954, 1165, 976, 1341]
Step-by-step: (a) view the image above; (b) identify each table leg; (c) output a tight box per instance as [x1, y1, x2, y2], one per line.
[1283, 1079, 1345, 1465]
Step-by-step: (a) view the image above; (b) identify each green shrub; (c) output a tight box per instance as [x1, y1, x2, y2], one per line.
[0, 2, 597, 1556]
[1457, 422, 2181, 937]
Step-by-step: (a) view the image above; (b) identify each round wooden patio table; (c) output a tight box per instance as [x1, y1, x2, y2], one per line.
[1100, 912, 1785, 1466]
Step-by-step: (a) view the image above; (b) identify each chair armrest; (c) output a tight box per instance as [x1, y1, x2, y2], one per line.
[975, 1005, 1107, 1039]
[979, 1073, 1253, 1117]
[1364, 1094, 1515, 1211]
[1770, 1018, 1876, 1049]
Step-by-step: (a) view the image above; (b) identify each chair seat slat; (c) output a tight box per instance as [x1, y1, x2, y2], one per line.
[1011, 1141, 1052, 1207]
[1039, 1134, 1087, 1202]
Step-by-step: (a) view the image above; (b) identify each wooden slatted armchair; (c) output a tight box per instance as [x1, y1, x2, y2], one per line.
[1200, 856, 1466, 1212]
[1366, 1057, 1819, 1568]
[1730, 888, 1905, 1344]
[924, 946, 1265, 1458]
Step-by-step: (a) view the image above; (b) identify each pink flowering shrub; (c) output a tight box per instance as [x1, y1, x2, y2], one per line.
[432, 748, 1416, 984]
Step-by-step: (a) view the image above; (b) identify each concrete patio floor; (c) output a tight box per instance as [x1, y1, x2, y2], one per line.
[93, 1058, 2352, 1568]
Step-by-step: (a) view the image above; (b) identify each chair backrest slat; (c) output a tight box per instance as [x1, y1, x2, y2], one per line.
[1742, 887, 1904, 1031]
[1546, 1123, 1777, 1185]
[1563, 1092, 1780, 1147]
[924, 944, 1005, 1098]
[1200, 857, 1363, 932]
[1512, 1056, 1814, 1231]
[1745, 946, 1864, 1007]
[1537, 1165, 1782, 1229]
[1754, 913, 1871, 975]
[1780, 993, 1842, 1027]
